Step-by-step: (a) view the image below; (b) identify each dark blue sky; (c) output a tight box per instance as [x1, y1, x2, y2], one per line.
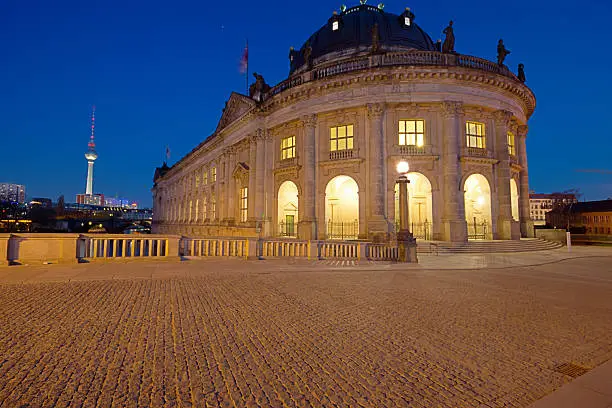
[1, 0, 611, 207]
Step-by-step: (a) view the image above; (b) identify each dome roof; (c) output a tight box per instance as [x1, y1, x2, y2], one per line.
[289, 4, 436, 74]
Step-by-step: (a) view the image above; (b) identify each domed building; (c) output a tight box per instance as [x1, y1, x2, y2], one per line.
[152, 3, 536, 243]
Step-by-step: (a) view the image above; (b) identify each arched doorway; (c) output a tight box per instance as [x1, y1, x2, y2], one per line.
[325, 175, 359, 239]
[394, 172, 433, 239]
[464, 174, 492, 240]
[277, 181, 298, 237]
[510, 179, 520, 221]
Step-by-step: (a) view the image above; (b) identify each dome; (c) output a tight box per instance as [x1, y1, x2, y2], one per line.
[289, 4, 436, 74]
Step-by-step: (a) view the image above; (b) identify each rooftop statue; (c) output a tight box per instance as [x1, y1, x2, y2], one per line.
[518, 63, 526, 82]
[497, 39, 510, 65]
[442, 21, 455, 53]
[249, 73, 271, 102]
[303, 42, 313, 69]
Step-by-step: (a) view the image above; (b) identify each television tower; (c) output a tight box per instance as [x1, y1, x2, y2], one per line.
[84, 106, 98, 195]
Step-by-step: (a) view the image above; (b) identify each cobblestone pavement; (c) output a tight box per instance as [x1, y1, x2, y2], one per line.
[1, 250, 611, 407]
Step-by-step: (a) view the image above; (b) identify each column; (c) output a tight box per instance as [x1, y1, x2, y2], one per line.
[248, 135, 257, 221]
[227, 148, 236, 223]
[255, 129, 266, 222]
[517, 125, 535, 237]
[366, 103, 389, 240]
[263, 133, 274, 237]
[441, 101, 467, 242]
[299, 114, 318, 240]
[493, 110, 513, 240]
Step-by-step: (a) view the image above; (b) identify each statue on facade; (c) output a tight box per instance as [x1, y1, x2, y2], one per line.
[497, 39, 510, 65]
[371, 23, 380, 53]
[517, 63, 526, 82]
[303, 42, 313, 69]
[249, 72, 271, 102]
[442, 21, 455, 53]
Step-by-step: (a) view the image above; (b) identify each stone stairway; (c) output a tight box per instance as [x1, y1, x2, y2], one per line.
[418, 238, 563, 254]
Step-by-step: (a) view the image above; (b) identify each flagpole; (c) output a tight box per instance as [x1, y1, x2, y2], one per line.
[245, 39, 249, 95]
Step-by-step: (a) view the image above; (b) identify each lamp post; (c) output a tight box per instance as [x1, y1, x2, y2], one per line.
[396, 161, 418, 263]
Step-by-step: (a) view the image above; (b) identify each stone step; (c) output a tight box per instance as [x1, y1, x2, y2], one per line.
[417, 239, 563, 254]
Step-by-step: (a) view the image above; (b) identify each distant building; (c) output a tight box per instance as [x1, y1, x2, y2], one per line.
[547, 200, 612, 235]
[76, 193, 105, 206]
[30, 198, 53, 208]
[0, 183, 26, 203]
[529, 192, 577, 226]
[105, 197, 138, 208]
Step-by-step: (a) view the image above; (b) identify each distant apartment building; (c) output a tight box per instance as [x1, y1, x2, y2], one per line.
[529, 192, 577, 226]
[0, 183, 26, 203]
[76, 193, 105, 206]
[547, 200, 612, 235]
[105, 197, 138, 208]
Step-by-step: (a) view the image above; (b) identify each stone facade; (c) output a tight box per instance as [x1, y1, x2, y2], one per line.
[152, 9, 535, 243]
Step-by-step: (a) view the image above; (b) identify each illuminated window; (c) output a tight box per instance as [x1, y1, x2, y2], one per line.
[240, 187, 248, 222]
[332, 21, 339, 31]
[330, 124, 354, 151]
[399, 119, 424, 147]
[404, 17, 411, 26]
[202, 196, 207, 219]
[195, 174, 200, 187]
[203, 168, 208, 185]
[195, 199, 199, 221]
[466, 121, 486, 148]
[281, 136, 296, 160]
[211, 167, 217, 182]
[189, 200, 193, 222]
[507, 131, 516, 156]
[210, 194, 216, 219]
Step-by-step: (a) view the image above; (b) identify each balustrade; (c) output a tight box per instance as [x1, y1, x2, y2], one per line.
[79, 234, 177, 259]
[329, 149, 355, 161]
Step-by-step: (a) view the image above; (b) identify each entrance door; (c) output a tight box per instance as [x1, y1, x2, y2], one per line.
[285, 215, 295, 236]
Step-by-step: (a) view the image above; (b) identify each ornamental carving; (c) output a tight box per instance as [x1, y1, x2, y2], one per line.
[441, 101, 464, 118]
[518, 125, 529, 137]
[301, 114, 317, 128]
[216, 92, 256, 133]
[493, 110, 513, 126]
[367, 103, 385, 119]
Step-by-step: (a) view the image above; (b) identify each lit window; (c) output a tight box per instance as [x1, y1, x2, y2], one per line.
[240, 187, 248, 222]
[330, 124, 354, 151]
[466, 121, 486, 148]
[189, 200, 193, 222]
[203, 168, 208, 185]
[203, 196, 207, 219]
[195, 174, 200, 187]
[399, 119, 425, 147]
[195, 199, 199, 221]
[404, 17, 411, 26]
[281, 136, 296, 160]
[210, 194, 216, 219]
[507, 131, 516, 156]
[332, 21, 339, 31]
[211, 167, 217, 182]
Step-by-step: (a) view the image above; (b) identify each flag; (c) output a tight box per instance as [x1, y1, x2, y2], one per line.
[165, 146, 170, 161]
[239, 43, 248, 74]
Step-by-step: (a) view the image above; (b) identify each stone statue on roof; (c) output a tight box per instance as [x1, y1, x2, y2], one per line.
[518, 63, 526, 82]
[497, 39, 510, 65]
[303, 42, 313, 69]
[249, 72, 271, 102]
[442, 21, 455, 53]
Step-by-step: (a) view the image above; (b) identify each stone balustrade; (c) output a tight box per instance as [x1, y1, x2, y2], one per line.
[0, 234, 404, 265]
[265, 50, 520, 100]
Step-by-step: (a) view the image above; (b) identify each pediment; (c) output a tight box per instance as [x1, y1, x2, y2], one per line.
[232, 162, 250, 177]
[216, 92, 256, 133]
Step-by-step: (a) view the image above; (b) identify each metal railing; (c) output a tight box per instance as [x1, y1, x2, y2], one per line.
[327, 220, 359, 240]
[467, 220, 490, 240]
[394, 221, 432, 240]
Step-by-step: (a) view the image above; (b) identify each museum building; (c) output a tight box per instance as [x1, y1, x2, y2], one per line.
[152, 3, 536, 243]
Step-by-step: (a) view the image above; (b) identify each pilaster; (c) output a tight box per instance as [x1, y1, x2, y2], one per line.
[493, 109, 513, 240]
[517, 125, 535, 237]
[441, 101, 467, 242]
[254, 129, 266, 223]
[366, 103, 390, 241]
[299, 114, 318, 240]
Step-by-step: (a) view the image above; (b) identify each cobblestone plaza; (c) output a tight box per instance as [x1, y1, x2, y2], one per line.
[1, 249, 611, 407]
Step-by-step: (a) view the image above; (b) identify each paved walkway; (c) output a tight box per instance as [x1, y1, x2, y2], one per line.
[0, 247, 610, 407]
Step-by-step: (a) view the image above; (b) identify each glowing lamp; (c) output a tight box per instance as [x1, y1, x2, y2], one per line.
[396, 161, 409, 174]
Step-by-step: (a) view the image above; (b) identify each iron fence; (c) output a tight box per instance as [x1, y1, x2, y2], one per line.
[394, 221, 432, 240]
[326, 220, 359, 240]
[467, 219, 490, 240]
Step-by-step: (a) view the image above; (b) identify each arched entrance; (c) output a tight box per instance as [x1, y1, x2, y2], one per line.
[277, 181, 298, 237]
[510, 179, 520, 221]
[394, 172, 433, 239]
[464, 174, 492, 240]
[325, 175, 359, 239]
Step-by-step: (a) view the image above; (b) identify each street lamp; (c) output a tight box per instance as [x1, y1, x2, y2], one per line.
[396, 160, 417, 263]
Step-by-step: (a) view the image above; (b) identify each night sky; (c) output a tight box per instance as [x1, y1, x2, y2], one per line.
[1, 0, 611, 207]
